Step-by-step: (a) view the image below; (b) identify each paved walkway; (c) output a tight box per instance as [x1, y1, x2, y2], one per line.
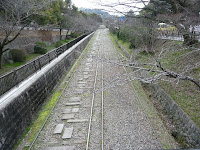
[32, 28, 178, 150]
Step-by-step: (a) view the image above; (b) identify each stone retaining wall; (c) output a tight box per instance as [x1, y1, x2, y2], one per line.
[142, 83, 200, 148]
[0, 33, 93, 150]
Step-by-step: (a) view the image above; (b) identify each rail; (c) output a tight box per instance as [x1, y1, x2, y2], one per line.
[0, 33, 90, 97]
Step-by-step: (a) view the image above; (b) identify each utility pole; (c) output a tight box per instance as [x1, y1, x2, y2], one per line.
[60, 21, 62, 40]
[59, 13, 64, 41]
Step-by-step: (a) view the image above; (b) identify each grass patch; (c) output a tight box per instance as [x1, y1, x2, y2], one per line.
[26, 54, 41, 61]
[113, 34, 132, 55]
[26, 91, 61, 145]
[161, 49, 190, 69]
[0, 38, 75, 76]
[13, 126, 31, 150]
[108, 33, 123, 55]
[46, 45, 56, 51]
[13, 91, 61, 150]
[160, 80, 200, 128]
[0, 53, 41, 75]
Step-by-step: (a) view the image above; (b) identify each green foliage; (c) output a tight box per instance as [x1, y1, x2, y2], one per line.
[9, 49, 26, 62]
[26, 91, 61, 145]
[88, 13, 103, 23]
[35, 41, 47, 47]
[33, 15, 49, 26]
[72, 4, 78, 12]
[54, 39, 73, 48]
[0, 54, 41, 75]
[71, 32, 79, 38]
[34, 41, 47, 54]
[34, 0, 64, 25]
[115, 22, 157, 53]
[55, 40, 65, 47]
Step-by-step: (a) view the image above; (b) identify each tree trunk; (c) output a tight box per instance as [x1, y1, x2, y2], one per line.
[0, 51, 2, 69]
[60, 27, 62, 41]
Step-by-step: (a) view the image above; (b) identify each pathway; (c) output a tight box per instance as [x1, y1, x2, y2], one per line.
[30, 27, 178, 150]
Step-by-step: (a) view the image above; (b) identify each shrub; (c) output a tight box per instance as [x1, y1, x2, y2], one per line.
[9, 49, 26, 62]
[55, 40, 65, 48]
[71, 32, 79, 38]
[34, 41, 47, 54]
[129, 38, 136, 49]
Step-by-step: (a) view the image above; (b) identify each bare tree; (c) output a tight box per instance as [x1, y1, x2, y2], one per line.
[0, 0, 48, 68]
[101, 1, 200, 89]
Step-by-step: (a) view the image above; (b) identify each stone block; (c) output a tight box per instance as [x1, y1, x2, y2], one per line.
[69, 97, 81, 102]
[67, 119, 88, 123]
[54, 124, 64, 134]
[62, 127, 73, 139]
[65, 102, 81, 106]
[72, 108, 79, 113]
[40, 146, 75, 150]
[62, 114, 75, 120]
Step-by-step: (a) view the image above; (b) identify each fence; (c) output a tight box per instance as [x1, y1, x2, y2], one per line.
[0, 33, 90, 97]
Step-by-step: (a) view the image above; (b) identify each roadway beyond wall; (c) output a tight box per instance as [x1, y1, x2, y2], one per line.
[0, 32, 93, 150]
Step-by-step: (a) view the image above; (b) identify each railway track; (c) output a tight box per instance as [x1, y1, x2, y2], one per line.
[27, 30, 105, 150]
[18, 28, 172, 150]
[86, 33, 105, 150]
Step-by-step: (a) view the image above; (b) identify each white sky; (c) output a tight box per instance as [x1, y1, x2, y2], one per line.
[71, 0, 148, 15]
[71, 0, 98, 9]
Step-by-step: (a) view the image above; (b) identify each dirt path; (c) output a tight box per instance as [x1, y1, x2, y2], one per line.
[31, 27, 178, 150]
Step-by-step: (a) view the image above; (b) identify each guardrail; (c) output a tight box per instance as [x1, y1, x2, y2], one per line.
[0, 33, 90, 97]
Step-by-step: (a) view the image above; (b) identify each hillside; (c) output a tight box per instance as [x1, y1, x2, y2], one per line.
[79, 8, 112, 18]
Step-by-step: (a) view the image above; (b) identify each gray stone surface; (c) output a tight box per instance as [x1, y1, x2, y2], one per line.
[62, 108, 71, 114]
[77, 84, 85, 88]
[83, 75, 89, 79]
[40, 146, 75, 150]
[83, 72, 88, 75]
[69, 97, 81, 102]
[85, 63, 91, 66]
[84, 68, 90, 70]
[77, 81, 87, 84]
[62, 127, 74, 139]
[78, 78, 83, 81]
[65, 102, 81, 106]
[67, 119, 88, 123]
[74, 89, 83, 94]
[62, 114, 75, 120]
[54, 124, 64, 134]
[71, 108, 79, 113]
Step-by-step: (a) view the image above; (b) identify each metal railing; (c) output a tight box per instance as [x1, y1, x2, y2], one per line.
[0, 33, 90, 97]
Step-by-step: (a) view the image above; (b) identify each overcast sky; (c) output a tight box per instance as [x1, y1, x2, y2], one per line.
[71, 0, 148, 15]
[71, 0, 98, 9]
